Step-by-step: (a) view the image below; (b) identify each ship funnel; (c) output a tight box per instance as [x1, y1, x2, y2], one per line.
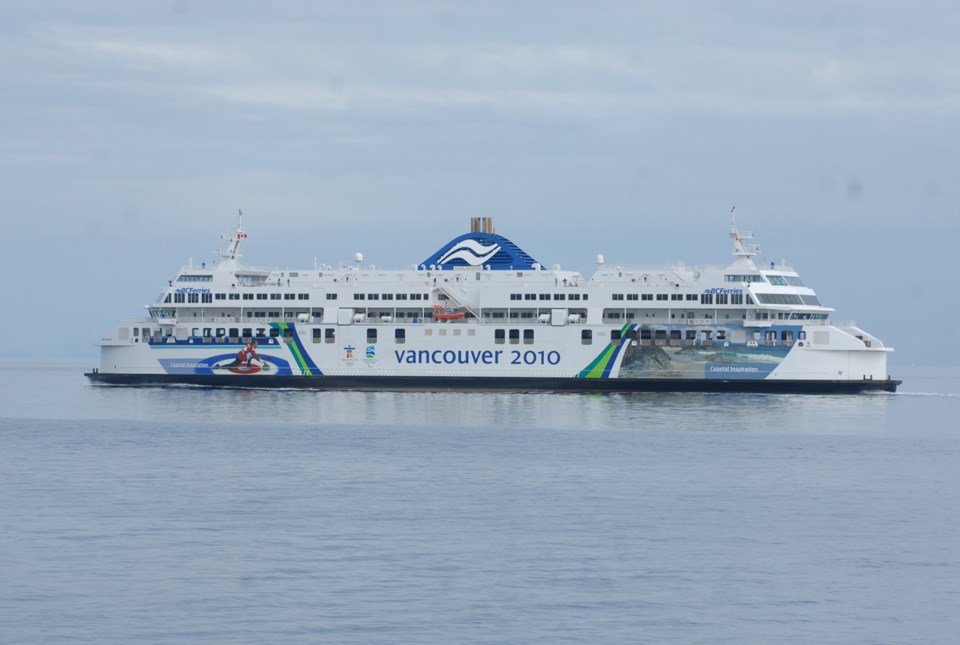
[471, 217, 495, 234]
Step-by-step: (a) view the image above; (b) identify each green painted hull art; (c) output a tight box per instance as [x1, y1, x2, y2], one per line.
[270, 322, 320, 376]
[578, 323, 637, 379]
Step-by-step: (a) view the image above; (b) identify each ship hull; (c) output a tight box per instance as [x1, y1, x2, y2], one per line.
[89, 320, 898, 394]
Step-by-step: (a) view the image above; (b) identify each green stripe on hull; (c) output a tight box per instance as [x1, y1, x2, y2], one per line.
[271, 322, 316, 376]
[578, 323, 634, 379]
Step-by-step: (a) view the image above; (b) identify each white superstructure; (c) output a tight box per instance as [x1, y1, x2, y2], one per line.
[87, 212, 899, 393]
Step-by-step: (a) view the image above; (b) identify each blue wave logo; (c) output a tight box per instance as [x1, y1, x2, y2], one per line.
[437, 239, 501, 266]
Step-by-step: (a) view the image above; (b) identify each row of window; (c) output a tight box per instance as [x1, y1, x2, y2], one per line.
[171, 325, 549, 347]
[609, 328, 729, 343]
[725, 274, 766, 283]
[724, 273, 807, 287]
[754, 293, 820, 305]
[354, 293, 428, 301]
[767, 275, 806, 287]
[168, 293, 310, 303]
[165, 291, 811, 309]
[154, 323, 815, 348]
[613, 293, 700, 301]
[509, 293, 588, 301]
[172, 293, 213, 304]
[701, 293, 746, 305]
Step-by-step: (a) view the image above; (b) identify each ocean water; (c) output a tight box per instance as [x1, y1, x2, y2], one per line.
[1, 360, 958, 644]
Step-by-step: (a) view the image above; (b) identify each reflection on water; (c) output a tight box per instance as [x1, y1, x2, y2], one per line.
[3, 359, 951, 440]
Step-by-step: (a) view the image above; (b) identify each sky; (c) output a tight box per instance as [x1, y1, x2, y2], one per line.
[3, 0, 958, 367]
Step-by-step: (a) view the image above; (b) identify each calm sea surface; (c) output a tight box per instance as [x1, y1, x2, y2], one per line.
[1, 359, 958, 644]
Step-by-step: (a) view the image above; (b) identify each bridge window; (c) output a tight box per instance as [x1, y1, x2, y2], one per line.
[725, 274, 766, 283]
[755, 293, 804, 305]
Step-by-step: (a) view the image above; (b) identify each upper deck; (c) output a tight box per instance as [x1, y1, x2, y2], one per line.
[140, 213, 834, 334]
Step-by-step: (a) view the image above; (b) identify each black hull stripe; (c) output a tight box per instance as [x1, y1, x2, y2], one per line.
[85, 373, 901, 394]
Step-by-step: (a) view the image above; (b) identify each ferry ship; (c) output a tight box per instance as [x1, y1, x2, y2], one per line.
[86, 212, 900, 393]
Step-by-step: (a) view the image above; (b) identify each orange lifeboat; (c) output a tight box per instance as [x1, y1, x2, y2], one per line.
[432, 305, 465, 321]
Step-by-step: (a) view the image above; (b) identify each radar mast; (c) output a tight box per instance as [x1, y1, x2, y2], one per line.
[218, 210, 247, 264]
[729, 206, 759, 258]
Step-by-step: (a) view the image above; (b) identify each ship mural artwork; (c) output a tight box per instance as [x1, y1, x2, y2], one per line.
[86, 211, 900, 393]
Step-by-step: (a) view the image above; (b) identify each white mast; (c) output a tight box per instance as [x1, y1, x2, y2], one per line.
[218, 209, 247, 265]
[729, 206, 759, 258]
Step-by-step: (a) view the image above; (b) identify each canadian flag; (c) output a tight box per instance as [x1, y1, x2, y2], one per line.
[238, 232, 248, 239]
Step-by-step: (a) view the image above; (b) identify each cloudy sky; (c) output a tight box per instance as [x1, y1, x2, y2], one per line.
[3, 1, 958, 366]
